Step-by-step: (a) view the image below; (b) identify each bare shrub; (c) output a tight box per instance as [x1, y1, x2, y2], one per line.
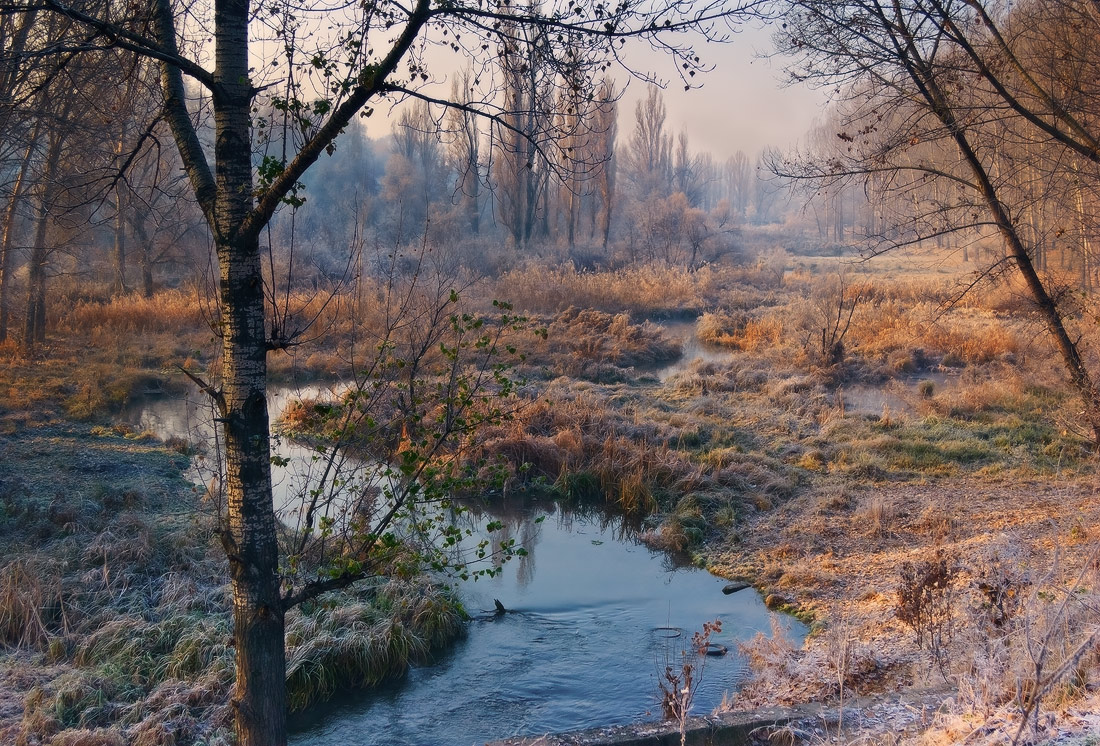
[657, 619, 723, 746]
[896, 553, 959, 675]
[1005, 553, 1100, 743]
[930, 545, 1100, 745]
[806, 275, 869, 367]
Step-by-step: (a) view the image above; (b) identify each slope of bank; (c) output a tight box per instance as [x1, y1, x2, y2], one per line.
[0, 422, 464, 745]
[710, 474, 1100, 745]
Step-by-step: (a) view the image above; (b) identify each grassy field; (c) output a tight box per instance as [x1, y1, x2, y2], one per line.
[2, 239, 1099, 743]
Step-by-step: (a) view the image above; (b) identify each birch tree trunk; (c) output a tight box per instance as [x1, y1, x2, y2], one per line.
[209, 0, 285, 742]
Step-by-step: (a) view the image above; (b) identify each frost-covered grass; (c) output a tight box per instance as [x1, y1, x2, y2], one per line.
[0, 425, 465, 745]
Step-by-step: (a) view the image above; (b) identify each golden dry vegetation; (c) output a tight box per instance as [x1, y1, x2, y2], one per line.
[3, 243, 1100, 743]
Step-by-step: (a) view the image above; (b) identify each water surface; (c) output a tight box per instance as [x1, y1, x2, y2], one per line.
[289, 498, 803, 746]
[126, 387, 805, 746]
[652, 320, 737, 380]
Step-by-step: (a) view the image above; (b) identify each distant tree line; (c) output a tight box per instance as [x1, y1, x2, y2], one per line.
[0, 28, 798, 352]
[269, 81, 790, 275]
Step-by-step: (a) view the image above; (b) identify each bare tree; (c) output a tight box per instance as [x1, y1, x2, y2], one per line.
[723, 150, 752, 219]
[0, 9, 49, 341]
[772, 0, 1100, 442]
[4, 0, 750, 742]
[622, 84, 674, 199]
[593, 78, 619, 250]
[446, 69, 483, 236]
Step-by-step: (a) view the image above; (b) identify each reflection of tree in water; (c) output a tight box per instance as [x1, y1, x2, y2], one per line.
[460, 498, 542, 588]
[456, 493, 653, 588]
[515, 513, 537, 588]
[490, 520, 513, 574]
[550, 499, 645, 544]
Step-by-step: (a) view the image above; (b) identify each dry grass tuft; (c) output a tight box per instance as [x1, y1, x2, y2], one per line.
[44, 728, 126, 746]
[697, 311, 786, 353]
[284, 580, 464, 712]
[857, 495, 897, 538]
[541, 308, 681, 377]
[0, 559, 65, 649]
[56, 290, 208, 336]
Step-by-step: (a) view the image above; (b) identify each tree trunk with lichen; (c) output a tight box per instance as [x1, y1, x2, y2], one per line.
[208, 0, 286, 742]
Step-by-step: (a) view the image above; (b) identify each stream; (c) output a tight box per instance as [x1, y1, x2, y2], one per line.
[651, 319, 735, 381]
[126, 357, 805, 746]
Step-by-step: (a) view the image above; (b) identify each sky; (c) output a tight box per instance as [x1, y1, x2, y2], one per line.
[355, 19, 829, 163]
[621, 22, 830, 160]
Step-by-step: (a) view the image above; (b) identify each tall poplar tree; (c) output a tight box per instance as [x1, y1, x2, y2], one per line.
[5, 0, 750, 742]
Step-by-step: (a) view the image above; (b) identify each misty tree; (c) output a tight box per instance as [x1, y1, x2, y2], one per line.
[491, 5, 557, 248]
[289, 125, 382, 270]
[21, 30, 132, 343]
[381, 100, 449, 245]
[622, 84, 674, 199]
[0, 0, 750, 743]
[446, 69, 484, 236]
[673, 131, 704, 205]
[592, 78, 619, 251]
[556, 74, 619, 251]
[721, 150, 752, 220]
[0, 10, 39, 342]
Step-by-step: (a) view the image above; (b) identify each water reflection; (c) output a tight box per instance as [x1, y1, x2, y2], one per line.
[127, 388, 806, 746]
[290, 495, 804, 746]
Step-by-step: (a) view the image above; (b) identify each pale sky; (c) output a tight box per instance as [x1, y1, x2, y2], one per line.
[357, 19, 828, 162]
[620, 22, 830, 160]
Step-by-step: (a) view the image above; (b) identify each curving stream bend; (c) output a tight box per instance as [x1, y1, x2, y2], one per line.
[126, 364, 805, 746]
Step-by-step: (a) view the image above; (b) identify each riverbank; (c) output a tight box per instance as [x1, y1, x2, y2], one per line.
[0, 422, 234, 745]
[709, 473, 1100, 745]
[0, 421, 465, 745]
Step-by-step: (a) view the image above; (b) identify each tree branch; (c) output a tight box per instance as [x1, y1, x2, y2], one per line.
[33, 0, 216, 89]
[150, 0, 216, 229]
[243, 0, 433, 238]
